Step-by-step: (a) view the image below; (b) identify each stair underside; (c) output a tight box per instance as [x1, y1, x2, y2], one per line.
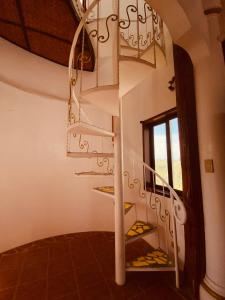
[67, 152, 114, 158]
[126, 221, 157, 244]
[126, 249, 174, 271]
[68, 122, 114, 137]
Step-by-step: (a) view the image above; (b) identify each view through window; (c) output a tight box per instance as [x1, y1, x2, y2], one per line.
[142, 108, 183, 193]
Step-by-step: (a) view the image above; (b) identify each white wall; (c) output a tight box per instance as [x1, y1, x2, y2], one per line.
[0, 79, 114, 253]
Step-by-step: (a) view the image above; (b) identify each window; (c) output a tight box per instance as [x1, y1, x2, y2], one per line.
[142, 108, 183, 194]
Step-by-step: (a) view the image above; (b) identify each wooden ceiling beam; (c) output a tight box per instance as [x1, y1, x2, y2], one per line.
[15, 0, 30, 50]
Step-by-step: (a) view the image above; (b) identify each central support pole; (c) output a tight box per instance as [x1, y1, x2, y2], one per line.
[113, 114, 126, 286]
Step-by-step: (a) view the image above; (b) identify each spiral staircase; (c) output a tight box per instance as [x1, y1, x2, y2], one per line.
[67, 0, 187, 289]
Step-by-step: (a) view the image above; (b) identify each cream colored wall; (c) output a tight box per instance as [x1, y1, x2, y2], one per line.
[0, 69, 114, 253]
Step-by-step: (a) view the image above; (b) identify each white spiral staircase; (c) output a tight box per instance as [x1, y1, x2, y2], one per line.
[67, 0, 187, 289]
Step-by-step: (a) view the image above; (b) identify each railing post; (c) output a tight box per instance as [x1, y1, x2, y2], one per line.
[171, 197, 179, 289]
[113, 112, 125, 286]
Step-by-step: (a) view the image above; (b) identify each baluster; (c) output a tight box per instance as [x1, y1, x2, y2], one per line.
[170, 192, 179, 288]
[96, 1, 99, 87]
[144, 165, 149, 223]
[163, 183, 169, 255]
[136, 0, 140, 57]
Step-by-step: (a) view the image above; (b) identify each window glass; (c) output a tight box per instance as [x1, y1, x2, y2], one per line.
[170, 118, 183, 190]
[153, 123, 169, 184]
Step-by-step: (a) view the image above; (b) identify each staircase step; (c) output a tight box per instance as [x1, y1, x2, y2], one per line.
[126, 248, 174, 271]
[67, 152, 114, 158]
[68, 122, 114, 137]
[93, 186, 134, 214]
[124, 202, 135, 215]
[74, 171, 113, 176]
[125, 221, 157, 244]
[94, 186, 114, 196]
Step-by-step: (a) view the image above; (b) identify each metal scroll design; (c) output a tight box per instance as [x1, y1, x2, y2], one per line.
[119, 1, 165, 55]
[89, 14, 118, 43]
[87, 1, 164, 53]
[79, 134, 90, 152]
[96, 155, 113, 174]
[123, 170, 174, 238]
[119, 5, 138, 29]
[67, 134, 114, 175]
[152, 196, 173, 238]
[123, 171, 146, 198]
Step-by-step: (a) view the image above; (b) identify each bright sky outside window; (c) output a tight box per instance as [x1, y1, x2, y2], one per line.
[170, 118, 183, 190]
[153, 123, 169, 185]
[142, 110, 183, 193]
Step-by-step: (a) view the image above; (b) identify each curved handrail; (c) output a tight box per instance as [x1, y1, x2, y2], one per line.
[69, 0, 99, 81]
[133, 159, 187, 225]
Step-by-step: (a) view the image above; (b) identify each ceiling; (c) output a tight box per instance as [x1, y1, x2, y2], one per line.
[0, 0, 94, 70]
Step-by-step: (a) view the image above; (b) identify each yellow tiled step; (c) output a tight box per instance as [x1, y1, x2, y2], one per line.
[93, 186, 135, 214]
[126, 248, 174, 271]
[94, 186, 114, 195]
[125, 221, 157, 243]
[124, 202, 135, 215]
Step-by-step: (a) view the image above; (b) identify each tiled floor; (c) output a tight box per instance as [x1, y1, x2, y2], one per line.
[0, 232, 187, 300]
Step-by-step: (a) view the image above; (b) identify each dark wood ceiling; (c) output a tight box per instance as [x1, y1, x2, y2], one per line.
[0, 0, 94, 70]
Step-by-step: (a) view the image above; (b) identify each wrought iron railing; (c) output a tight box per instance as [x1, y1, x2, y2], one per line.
[123, 157, 186, 287]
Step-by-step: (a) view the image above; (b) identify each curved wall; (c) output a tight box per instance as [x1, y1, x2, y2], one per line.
[0, 39, 114, 253]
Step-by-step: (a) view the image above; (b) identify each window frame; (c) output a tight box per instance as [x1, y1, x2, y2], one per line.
[141, 107, 183, 197]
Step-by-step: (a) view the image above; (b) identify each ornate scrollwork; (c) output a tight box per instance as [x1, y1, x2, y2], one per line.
[119, 5, 138, 29]
[154, 197, 173, 238]
[119, 1, 165, 55]
[138, 2, 152, 24]
[79, 135, 90, 152]
[96, 155, 113, 174]
[89, 14, 118, 43]
[172, 198, 186, 225]
[123, 171, 146, 198]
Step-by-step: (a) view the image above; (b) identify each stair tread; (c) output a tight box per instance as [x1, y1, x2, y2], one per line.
[93, 186, 134, 214]
[68, 122, 114, 137]
[75, 171, 113, 176]
[126, 221, 157, 241]
[126, 248, 174, 269]
[124, 202, 135, 214]
[94, 186, 114, 195]
[67, 152, 114, 158]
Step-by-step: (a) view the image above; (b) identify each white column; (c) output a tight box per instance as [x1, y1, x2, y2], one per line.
[113, 114, 126, 286]
[196, 3, 225, 299]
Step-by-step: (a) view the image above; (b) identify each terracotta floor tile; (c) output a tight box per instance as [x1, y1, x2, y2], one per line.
[79, 281, 111, 300]
[0, 253, 25, 271]
[56, 293, 79, 300]
[76, 263, 104, 289]
[0, 288, 15, 300]
[0, 268, 20, 290]
[20, 262, 47, 283]
[49, 243, 70, 260]
[48, 257, 73, 277]
[24, 248, 48, 266]
[48, 272, 77, 300]
[107, 277, 142, 300]
[0, 232, 187, 300]
[14, 280, 47, 300]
